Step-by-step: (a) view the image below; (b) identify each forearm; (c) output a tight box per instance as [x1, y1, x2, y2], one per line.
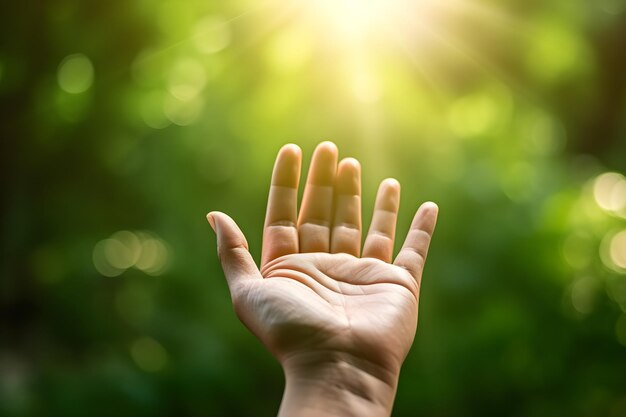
[278, 351, 400, 417]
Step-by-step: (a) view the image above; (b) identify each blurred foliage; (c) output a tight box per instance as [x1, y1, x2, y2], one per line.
[1, 0, 626, 416]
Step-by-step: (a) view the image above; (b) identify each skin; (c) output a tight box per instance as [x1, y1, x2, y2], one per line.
[207, 142, 438, 417]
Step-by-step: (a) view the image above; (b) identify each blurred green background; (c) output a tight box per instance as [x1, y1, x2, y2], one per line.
[1, 0, 626, 416]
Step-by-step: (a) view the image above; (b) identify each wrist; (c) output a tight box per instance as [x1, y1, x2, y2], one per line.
[278, 350, 400, 417]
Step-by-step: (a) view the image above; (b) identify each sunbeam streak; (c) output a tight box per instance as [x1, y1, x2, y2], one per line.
[133, 0, 279, 69]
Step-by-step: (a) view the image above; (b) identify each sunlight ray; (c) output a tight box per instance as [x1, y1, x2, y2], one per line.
[133, 0, 279, 68]
[382, 18, 453, 106]
[225, 0, 301, 61]
[425, 22, 536, 103]
[442, 0, 528, 36]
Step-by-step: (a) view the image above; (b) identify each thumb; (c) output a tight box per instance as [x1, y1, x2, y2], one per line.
[207, 211, 261, 292]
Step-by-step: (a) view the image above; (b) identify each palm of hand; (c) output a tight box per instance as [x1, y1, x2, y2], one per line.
[209, 142, 437, 373]
[241, 253, 418, 369]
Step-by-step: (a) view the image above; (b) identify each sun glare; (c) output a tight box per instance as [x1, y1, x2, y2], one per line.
[311, 0, 401, 37]
[286, 0, 514, 101]
[286, 0, 441, 104]
[299, 0, 432, 43]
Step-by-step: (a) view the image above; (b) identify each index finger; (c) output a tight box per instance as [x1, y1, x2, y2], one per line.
[261, 144, 302, 268]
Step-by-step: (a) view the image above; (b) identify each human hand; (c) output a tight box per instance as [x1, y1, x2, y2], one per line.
[207, 142, 438, 417]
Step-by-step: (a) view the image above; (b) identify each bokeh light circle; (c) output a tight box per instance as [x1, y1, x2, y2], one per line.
[57, 53, 94, 94]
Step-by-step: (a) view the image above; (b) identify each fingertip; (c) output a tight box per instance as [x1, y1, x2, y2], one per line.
[338, 157, 361, 176]
[373, 178, 401, 213]
[280, 143, 302, 158]
[206, 212, 218, 232]
[307, 141, 339, 185]
[277, 144, 302, 165]
[273, 144, 302, 187]
[420, 201, 439, 215]
[336, 158, 362, 194]
[208, 212, 250, 249]
[381, 178, 400, 191]
[339, 157, 360, 169]
[413, 202, 438, 234]
[378, 179, 401, 204]
[315, 141, 339, 156]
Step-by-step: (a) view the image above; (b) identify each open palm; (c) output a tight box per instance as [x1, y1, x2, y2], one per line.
[208, 142, 438, 377]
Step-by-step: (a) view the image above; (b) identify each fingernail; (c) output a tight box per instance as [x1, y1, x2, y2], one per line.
[206, 213, 216, 232]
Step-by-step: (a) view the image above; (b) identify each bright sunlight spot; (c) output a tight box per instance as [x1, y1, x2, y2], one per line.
[309, 0, 396, 37]
[610, 230, 626, 270]
[594, 172, 626, 217]
[300, 0, 431, 43]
